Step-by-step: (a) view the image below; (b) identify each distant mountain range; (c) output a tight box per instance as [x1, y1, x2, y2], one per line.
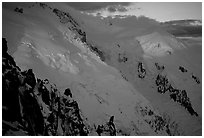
[161, 19, 202, 37]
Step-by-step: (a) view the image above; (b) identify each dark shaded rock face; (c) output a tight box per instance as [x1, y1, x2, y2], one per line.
[138, 62, 146, 79]
[2, 38, 88, 136]
[64, 88, 72, 98]
[155, 74, 198, 116]
[3, 38, 44, 135]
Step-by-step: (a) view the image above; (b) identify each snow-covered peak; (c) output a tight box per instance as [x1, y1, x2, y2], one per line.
[136, 32, 186, 57]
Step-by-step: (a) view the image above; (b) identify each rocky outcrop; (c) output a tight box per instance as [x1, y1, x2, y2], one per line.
[155, 74, 198, 116]
[51, 6, 107, 62]
[179, 66, 188, 73]
[191, 74, 200, 84]
[52, 7, 87, 43]
[86, 42, 106, 62]
[136, 105, 181, 135]
[155, 74, 170, 94]
[52, 8, 79, 27]
[138, 62, 146, 79]
[96, 116, 116, 136]
[14, 7, 23, 13]
[2, 38, 88, 136]
[155, 63, 165, 71]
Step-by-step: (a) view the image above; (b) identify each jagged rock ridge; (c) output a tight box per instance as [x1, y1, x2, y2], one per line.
[3, 37, 100, 136]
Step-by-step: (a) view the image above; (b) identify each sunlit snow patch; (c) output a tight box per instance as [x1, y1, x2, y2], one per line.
[136, 32, 186, 57]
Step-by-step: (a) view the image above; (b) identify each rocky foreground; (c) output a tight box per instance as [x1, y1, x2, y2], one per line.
[2, 38, 116, 136]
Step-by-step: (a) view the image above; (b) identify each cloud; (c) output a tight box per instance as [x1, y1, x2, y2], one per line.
[106, 5, 128, 13]
[69, 2, 201, 22]
[117, 6, 128, 12]
[66, 2, 130, 11]
[107, 6, 116, 12]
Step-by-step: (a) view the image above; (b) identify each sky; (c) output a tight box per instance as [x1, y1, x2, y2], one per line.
[66, 2, 130, 11]
[67, 2, 202, 22]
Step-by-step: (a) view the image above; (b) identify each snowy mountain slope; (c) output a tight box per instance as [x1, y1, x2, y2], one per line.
[2, 2, 202, 136]
[2, 3, 172, 136]
[60, 3, 202, 135]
